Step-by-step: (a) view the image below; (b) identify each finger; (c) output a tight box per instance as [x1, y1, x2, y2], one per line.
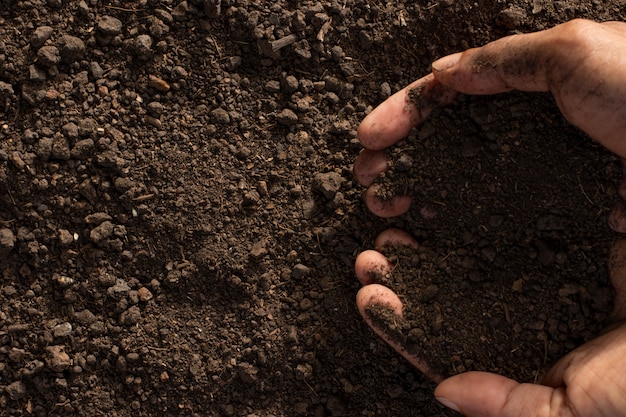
[356, 230, 418, 286]
[355, 250, 393, 286]
[432, 19, 626, 157]
[356, 284, 444, 381]
[356, 283, 403, 318]
[435, 372, 576, 417]
[608, 239, 626, 320]
[543, 325, 626, 386]
[374, 228, 418, 250]
[432, 19, 626, 95]
[357, 73, 457, 151]
[598, 20, 626, 33]
[431, 31, 552, 95]
[364, 185, 412, 218]
[541, 324, 626, 417]
[609, 201, 626, 234]
[353, 149, 389, 187]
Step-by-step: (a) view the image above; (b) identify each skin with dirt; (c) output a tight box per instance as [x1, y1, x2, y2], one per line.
[0, 1, 624, 416]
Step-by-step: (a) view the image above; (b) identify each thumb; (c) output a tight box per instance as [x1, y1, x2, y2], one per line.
[430, 29, 552, 95]
[434, 372, 576, 417]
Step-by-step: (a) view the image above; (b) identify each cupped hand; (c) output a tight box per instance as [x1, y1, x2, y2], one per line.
[354, 19, 626, 217]
[354, 19, 626, 416]
[356, 231, 626, 417]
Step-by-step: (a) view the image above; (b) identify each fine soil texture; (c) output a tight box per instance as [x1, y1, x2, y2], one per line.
[1, 1, 624, 416]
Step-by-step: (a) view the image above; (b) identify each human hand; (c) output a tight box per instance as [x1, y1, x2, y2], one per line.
[354, 19, 626, 416]
[356, 230, 626, 416]
[354, 19, 626, 218]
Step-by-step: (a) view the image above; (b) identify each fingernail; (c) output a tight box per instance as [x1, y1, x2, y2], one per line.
[432, 53, 461, 72]
[436, 397, 461, 413]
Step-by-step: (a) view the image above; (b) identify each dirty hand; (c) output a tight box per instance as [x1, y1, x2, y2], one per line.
[354, 19, 626, 417]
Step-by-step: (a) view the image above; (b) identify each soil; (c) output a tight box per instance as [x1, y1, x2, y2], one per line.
[0, 1, 625, 416]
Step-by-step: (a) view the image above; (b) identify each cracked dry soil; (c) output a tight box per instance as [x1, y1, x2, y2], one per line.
[1, 1, 625, 416]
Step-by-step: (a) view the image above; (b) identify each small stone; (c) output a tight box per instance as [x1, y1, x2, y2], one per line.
[144, 114, 162, 127]
[120, 306, 142, 325]
[210, 108, 230, 124]
[53, 322, 72, 338]
[57, 35, 86, 63]
[242, 190, 260, 206]
[22, 129, 39, 144]
[496, 6, 527, 29]
[97, 15, 123, 37]
[45, 345, 72, 372]
[0, 228, 16, 257]
[74, 309, 97, 325]
[89, 61, 104, 80]
[130, 34, 153, 60]
[237, 362, 258, 384]
[107, 279, 131, 299]
[90, 221, 115, 243]
[293, 39, 312, 59]
[62, 122, 79, 139]
[54, 274, 74, 287]
[330, 45, 345, 61]
[6, 381, 27, 400]
[313, 171, 344, 199]
[264, 80, 280, 93]
[51, 134, 70, 160]
[148, 75, 170, 92]
[29, 65, 47, 81]
[85, 212, 112, 225]
[78, 118, 98, 137]
[70, 138, 95, 160]
[380, 82, 392, 98]
[155, 9, 174, 24]
[58, 229, 74, 246]
[137, 287, 153, 302]
[77, 0, 89, 15]
[250, 240, 268, 259]
[147, 101, 164, 116]
[30, 26, 54, 49]
[276, 108, 298, 126]
[302, 198, 317, 219]
[37, 45, 60, 67]
[172, 65, 188, 79]
[22, 360, 45, 377]
[291, 264, 312, 279]
[281, 74, 299, 94]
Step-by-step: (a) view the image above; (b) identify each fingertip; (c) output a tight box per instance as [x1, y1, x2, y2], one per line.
[356, 283, 403, 319]
[353, 149, 389, 187]
[357, 91, 419, 150]
[357, 75, 440, 150]
[374, 228, 419, 250]
[355, 250, 393, 285]
[431, 52, 462, 73]
[435, 372, 517, 417]
[365, 186, 412, 218]
[609, 201, 626, 233]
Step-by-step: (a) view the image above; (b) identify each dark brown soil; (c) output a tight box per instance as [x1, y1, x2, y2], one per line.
[367, 89, 618, 381]
[1, 1, 625, 416]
